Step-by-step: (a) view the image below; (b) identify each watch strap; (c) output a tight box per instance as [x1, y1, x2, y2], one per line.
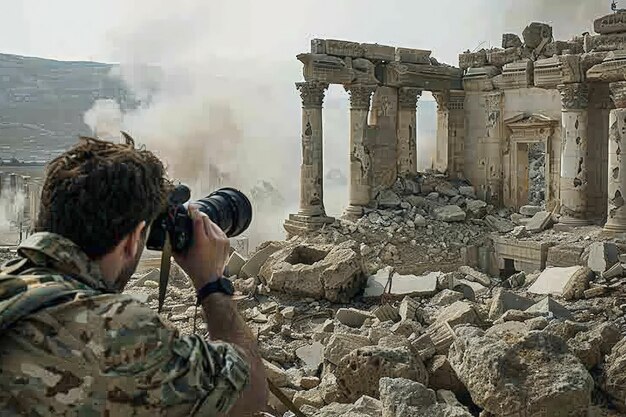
[196, 277, 233, 304]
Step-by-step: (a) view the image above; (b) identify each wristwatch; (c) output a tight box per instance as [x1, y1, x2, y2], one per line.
[196, 277, 235, 303]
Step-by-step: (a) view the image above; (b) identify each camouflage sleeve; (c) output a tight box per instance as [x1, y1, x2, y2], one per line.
[96, 296, 251, 416]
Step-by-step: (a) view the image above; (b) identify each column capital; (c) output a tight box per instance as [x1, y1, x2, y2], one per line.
[610, 81, 626, 109]
[398, 87, 423, 109]
[344, 84, 377, 110]
[296, 81, 329, 108]
[433, 90, 449, 111]
[557, 83, 589, 110]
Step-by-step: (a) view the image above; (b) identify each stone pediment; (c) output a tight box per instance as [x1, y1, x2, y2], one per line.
[505, 113, 558, 128]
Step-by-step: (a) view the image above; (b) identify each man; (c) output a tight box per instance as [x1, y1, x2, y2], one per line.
[0, 135, 268, 416]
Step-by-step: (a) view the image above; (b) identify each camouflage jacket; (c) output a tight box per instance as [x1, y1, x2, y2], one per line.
[0, 232, 250, 416]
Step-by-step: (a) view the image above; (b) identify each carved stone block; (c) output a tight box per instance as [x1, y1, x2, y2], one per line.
[298, 53, 379, 85]
[487, 47, 522, 68]
[361, 43, 395, 61]
[324, 39, 364, 58]
[311, 39, 327, 54]
[462, 66, 500, 92]
[382, 62, 463, 90]
[594, 12, 626, 35]
[587, 50, 626, 83]
[493, 60, 533, 89]
[544, 41, 583, 57]
[395, 47, 431, 64]
[585, 33, 626, 52]
[459, 50, 487, 70]
[533, 55, 583, 89]
[502, 33, 522, 49]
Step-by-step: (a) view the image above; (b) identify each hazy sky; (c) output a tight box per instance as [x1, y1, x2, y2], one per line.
[0, 0, 610, 65]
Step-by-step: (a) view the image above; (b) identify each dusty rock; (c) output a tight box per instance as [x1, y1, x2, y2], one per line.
[264, 359, 288, 387]
[584, 286, 607, 299]
[378, 377, 473, 417]
[373, 303, 400, 322]
[426, 355, 467, 397]
[525, 316, 549, 330]
[399, 296, 420, 321]
[335, 308, 372, 328]
[506, 271, 526, 288]
[567, 322, 621, 370]
[603, 262, 625, 279]
[324, 334, 372, 366]
[296, 341, 325, 370]
[458, 186, 476, 198]
[520, 205, 542, 216]
[300, 376, 321, 389]
[503, 33, 523, 48]
[562, 266, 594, 301]
[528, 265, 585, 296]
[485, 215, 515, 233]
[547, 244, 584, 268]
[488, 289, 535, 320]
[227, 252, 247, 276]
[449, 325, 593, 417]
[410, 333, 437, 361]
[458, 265, 491, 286]
[293, 388, 325, 408]
[525, 211, 553, 233]
[526, 296, 573, 320]
[390, 319, 422, 338]
[497, 309, 540, 323]
[522, 22, 553, 49]
[435, 301, 481, 328]
[431, 289, 464, 307]
[377, 189, 402, 208]
[466, 199, 488, 218]
[312, 396, 382, 417]
[365, 270, 439, 298]
[603, 337, 626, 411]
[335, 345, 428, 402]
[240, 241, 284, 278]
[260, 241, 365, 303]
[434, 205, 466, 222]
[587, 242, 619, 274]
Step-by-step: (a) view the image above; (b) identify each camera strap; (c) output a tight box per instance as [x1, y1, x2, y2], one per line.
[157, 233, 173, 313]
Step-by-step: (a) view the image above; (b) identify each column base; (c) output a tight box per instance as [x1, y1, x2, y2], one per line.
[559, 216, 591, 227]
[343, 204, 365, 218]
[283, 213, 335, 237]
[603, 220, 626, 234]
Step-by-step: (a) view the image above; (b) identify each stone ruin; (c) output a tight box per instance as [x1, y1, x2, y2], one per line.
[117, 7, 626, 417]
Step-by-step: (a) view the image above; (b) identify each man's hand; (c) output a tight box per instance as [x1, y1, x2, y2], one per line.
[173, 205, 230, 291]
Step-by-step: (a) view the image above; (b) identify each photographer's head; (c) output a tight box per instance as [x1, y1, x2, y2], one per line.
[36, 134, 171, 290]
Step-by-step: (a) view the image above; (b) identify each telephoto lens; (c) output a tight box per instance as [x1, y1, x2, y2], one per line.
[188, 187, 253, 238]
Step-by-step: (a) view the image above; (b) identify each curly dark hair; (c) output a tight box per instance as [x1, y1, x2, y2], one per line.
[35, 133, 172, 259]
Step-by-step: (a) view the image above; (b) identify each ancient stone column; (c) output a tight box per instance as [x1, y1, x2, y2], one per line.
[605, 81, 626, 233]
[296, 81, 328, 216]
[344, 84, 377, 217]
[397, 87, 422, 177]
[557, 83, 591, 226]
[283, 81, 334, 236]
[483, 92, 504, 205]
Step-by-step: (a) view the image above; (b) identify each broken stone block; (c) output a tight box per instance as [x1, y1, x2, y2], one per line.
[567, 322, 621, 370]
[433, 205, 466, 222]
[458, 186, 476, 198]
[324, 334, 372, 366]
[519, 205, 541, 217]
[522, 22, 553, 49]
[525, 211, 553, 233]
[584, 286, 607, 299]
[546, 244, 584, 268]
[365, 270, 440, 298]
[293, 388, 325, 409]
[506, 271, 526, 288]
[488, 289, 535, 320]
[525, 296, 573, 320]
[466, 199, 487, 218]
[240, 242, 284, 279]
[454, 280, 482, 299]
[361, 43, 395, 61]
[335, 346, 428, 402]
[379, 377, 473, 417]
[376, 189, 401, 208]
[459, 50, 488, 70]
[410, 333, 437, 361]
[373, 303, 400, 322]
[502, 33, 523, 48]
[427, 355, 467, 397]
[395, 47, 431, 64]
[296, 341, 324, 370]
[509, 225, 529, 238]
[312, 395, 382, 417]
[603, 262, 625, 279]
[435, 301, 480, 329]
[226, 251, 247, 276]
[399, 296, 420, 321]
[335, 308, 372, 328]
[602, 337, 626, 410]
[449, 326, 593, 417]
[264, 359, 289, 387]
[458, 265, 491, 286]
[587, 241, 619, 274]
[525, 316, 549, 330]
[562, 266, 594, 301]
[528, 265, 585, 297]
[391, 319, 423, 338]
[431, 289, 464, 307]
[260, 241, 365, 303]
[496, 309, 539, 323]
[426, 321, 457, 355]
[485, 215, 515, 233]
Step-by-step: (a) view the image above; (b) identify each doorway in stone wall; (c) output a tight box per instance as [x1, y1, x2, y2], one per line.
[513, 141, 546, 210]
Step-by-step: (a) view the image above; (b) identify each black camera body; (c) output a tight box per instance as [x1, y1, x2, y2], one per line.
[146, 184, 252, 253]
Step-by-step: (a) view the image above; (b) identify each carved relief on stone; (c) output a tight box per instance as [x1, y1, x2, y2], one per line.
[345, 85, 377, 110]
[594, 12, 626, 35]
[448, 91, 466, 111]
[433, 91, 449, 112]
[587, 51, 626, 83]
[298, 53, 379, 85]
[534, 55, 582, 89]
[398, 87, 422, 109]
[557, 83, 589, 110]
[486, 91, 504, 112]
[296, 81, 329, 108]
[585, 33, 626, 53]
[383, 62, 463, 90]
[610, 81, 626, 109]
